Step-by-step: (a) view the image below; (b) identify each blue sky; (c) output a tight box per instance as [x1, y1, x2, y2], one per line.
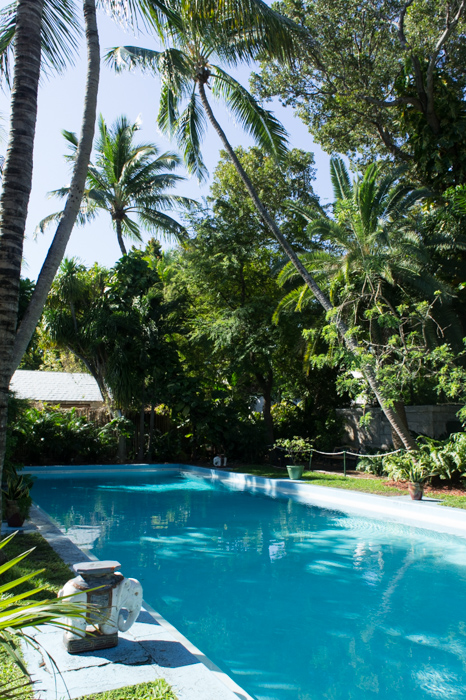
[0, 6, 332, 280]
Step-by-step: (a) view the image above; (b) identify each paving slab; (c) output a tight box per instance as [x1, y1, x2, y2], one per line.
[22, 607, 248, 700]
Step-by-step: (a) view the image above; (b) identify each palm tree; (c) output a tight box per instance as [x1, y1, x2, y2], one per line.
[0, 0, 101, 513]
[40, 115, 195, 256]
[277, 158, 456, 445]
[106, 8, 417, 449]
[0, 0, 303, 518]
[279, 158, 447, 317]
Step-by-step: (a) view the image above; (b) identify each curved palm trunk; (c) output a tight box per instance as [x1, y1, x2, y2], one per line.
[116, 220, 127, 256]
[0, 0, 45, 519]
[11, 0, 101, 372]
[198, 82, 416, 451]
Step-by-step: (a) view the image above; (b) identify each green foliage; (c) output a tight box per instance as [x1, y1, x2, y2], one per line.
[75, 679, 177, 700]
[1, 472, 32, 523]
[356, 454, 386, 477]
[4, 394, 30, 480]
[358, 432, 466, 482]
[43, 248, 181, 420]
[274, 436, 313, 464]
[9, 405, 120, 466]
[381, 450, 437, 484]
[420, 433, 466, 481]
[271, 401, 343, 451]
[0, 533, 89, 679]
[0, 532, 95, 700]
[254, 0, 466, 190]
[280, 158, 464, 408]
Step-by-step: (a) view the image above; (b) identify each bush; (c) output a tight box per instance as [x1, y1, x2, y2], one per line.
[357, 432, 466, 483]
[356, 454, 387, 476]
[9, 404, 121, 465]
[271, 401, 343, 451]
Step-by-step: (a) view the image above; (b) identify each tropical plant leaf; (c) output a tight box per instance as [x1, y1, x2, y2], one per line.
[211, 66, 288, 161]
[176, 90, 208, 181]
[0, 0, 81, 87]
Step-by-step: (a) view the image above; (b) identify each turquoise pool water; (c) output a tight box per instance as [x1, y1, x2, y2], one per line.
[32, 471, 466, 700]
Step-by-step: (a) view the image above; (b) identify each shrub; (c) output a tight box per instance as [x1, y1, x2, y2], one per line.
[9, 405, 120, 465]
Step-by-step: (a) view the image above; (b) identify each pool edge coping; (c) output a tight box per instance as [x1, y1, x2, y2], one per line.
[24, 462, 466, 538]
[23, 503, 255, 700]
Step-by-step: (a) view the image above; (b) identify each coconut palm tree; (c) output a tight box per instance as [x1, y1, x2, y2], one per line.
[0, 0, 101, 517]
[106, 8, 417, 449]
[40, 115, 195, 256]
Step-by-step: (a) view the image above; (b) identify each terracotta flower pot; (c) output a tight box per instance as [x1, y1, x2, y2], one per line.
[408, 482, 424, 500]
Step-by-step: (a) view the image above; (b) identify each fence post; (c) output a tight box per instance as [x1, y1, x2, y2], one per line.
[343, 451, 347, 477]
[309, 449, 313, 472]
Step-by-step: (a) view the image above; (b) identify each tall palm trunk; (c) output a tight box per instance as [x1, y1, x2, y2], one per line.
[115, 219, 127, 256]
[11, 0, 100, 372]
[198, 82, 416, 451]
[138, 382, 145, 461]
[0, 0, 45, 519]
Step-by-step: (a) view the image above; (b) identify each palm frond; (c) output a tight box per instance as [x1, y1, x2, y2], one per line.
[176, 89, 208, 181]
[138, 208, 188, 240]
[0, 0, 81, 88]
[330, 157, 352, 201]
[211, 66, 288, 160]
[180, 0, 309, 64]
[120, 215, 143, 241]
[105, 45, 192, 90]
[158, 83, 181, 138]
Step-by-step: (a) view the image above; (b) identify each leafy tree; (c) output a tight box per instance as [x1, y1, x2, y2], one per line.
[41, 115, 196, 256]
[280, 158, 464, 444]
[253, 0, 466, 191]
[43, 247, 181, 459]
[163, 148, 345, 451]
[282, 158, 452, 325]
[107, 3, 418, 449]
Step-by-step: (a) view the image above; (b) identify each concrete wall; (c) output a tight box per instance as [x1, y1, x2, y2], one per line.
[337, 405, 463, 450]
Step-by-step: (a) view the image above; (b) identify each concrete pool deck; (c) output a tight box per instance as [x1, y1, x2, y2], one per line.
[15, 505, 254, 700]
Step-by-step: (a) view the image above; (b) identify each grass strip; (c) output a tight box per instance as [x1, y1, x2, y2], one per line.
[228, 464, 466, 508]
[75, 679, 177, 700]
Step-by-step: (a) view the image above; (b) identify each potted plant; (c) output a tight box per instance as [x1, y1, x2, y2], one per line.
[274, 437, 313, 480]
[384, 452, 437, 500]
[2, 474, 33, 527]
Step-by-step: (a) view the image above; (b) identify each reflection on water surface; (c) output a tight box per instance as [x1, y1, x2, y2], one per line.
[33, 472, 466, 700]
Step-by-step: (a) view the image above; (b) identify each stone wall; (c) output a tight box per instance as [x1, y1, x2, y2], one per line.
[336, 405, 463, 450]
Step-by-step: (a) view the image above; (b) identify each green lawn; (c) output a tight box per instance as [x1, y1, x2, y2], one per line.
[227, 463, 466, 508]
[0, 532, 177, 700]
[75, 680, 177, 700]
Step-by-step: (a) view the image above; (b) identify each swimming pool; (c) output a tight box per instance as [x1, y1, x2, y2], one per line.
[31, 469, 466, 700]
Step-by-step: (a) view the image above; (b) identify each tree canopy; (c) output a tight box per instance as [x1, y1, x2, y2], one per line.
[253, 0, 466, 191]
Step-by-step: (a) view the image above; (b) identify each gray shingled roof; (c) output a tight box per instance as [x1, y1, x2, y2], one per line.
[10, 370, 103, 403]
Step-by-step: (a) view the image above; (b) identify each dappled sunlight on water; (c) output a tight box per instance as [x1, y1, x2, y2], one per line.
[32, 471, 466, 700]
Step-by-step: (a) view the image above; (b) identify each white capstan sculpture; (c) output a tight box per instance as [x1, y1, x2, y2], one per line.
[58, 560, 142, 654]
